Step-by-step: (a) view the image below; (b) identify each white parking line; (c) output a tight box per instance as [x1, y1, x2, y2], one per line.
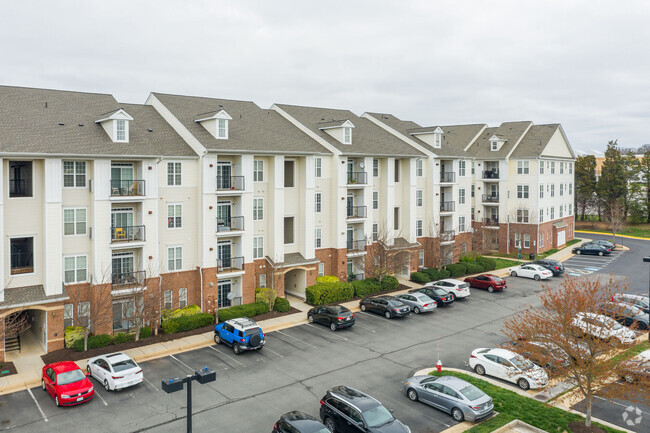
[276, 330, 318, 349]
[169, 354, 195, 373]
[260, 345, 284, 358]
[207, 345, 247, 367]
[306, 323, 349, 341]
[594, 395, 650, 414]
[27, 388, 48, 423]
[93, 388, 108, 406]
[143, 377, 159, 392]
[350, 321, 376, 333]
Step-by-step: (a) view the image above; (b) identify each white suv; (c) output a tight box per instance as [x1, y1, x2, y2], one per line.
[425, 279, 470, 299]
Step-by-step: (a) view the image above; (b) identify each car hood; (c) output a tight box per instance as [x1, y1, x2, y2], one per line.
[525, 366, 548, 381]
[613, 327, 637, 339]
[370, 419, 409, 433]
[57, 378, 92, 394]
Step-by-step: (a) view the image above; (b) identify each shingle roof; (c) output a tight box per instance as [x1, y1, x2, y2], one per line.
[466, 121, 533, 158]
[275, 105, 424, 157]
[365, 112, 484, 157]
[510, 124, 561, 158]
[152, 93, 329, 155]
[0, 285, 69, 309]
[0, 86, 196, 157]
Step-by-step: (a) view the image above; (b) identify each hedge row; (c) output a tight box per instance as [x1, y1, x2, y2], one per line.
[162, 304, 201, 321]
[410, 257, 498, 284]
[305, 275, 401, 306]
[161, 313, 215, 334]
[68, 326, 155, 351]
[218, 302, 269, 322]
[72, 334, 112, 352]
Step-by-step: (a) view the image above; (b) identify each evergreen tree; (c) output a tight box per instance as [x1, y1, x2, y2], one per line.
[640, 150, 650, 223]
[574, 155, 596, 221]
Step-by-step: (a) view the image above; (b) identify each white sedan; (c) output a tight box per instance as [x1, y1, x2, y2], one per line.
[469, 347, 549, 390]
[87, 352, 143, 391]
[509, 264, 553, 281]
[572, 312, 637, 345]
[425, 279, 471, 299]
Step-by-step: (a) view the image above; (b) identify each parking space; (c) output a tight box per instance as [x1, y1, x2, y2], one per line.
[563, 248, 624, 276]
[572, 386, 650, 433]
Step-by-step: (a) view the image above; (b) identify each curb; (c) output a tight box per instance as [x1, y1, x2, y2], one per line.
[576, 230, 650, 241]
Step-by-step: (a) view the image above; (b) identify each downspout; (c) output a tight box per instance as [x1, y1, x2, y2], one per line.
[199, 266, 203, 312]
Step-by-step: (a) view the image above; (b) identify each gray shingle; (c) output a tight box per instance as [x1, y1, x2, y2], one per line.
[510, 124, 561, 158]
[0, 285, 69, 309]
[465, 121, 533, 158]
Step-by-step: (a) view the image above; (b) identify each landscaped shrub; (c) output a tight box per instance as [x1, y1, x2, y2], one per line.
[305, 282, 354, 305]
[273, 297, 291, 312]
[162, 304, 201, 321]
[410, 272, 430, 284]
[380, 275, 399, 291]
[316, 275, 339, 284]
[73, 334, 112, 352]
[139, 326, 153, 339]
[351, 278, 382, 297]
[465, 262, 484, 275]
[446, 263, 467, 278]
[64, 326, 84, 349]
[460, 251, 481, 262]
[476, 257, 497, 271]
[460, 255, 475, 262]
[113, 332, 136, 344]
[162, 313, 215, 334]
[218, 302, 269, 322]
[256, 287, 278, 311]
[438, 268, 451, 279]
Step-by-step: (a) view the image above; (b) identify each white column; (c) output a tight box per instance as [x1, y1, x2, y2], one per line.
[363, 157, 373, 241]
[335, 157, 348, 249]
[303, 156, 315, 259]
[272, 156, 284, 263]
[93, 159, 113, 283]
[407, 158, 417, 242]
[44, 158, 63, 296]
[240, 155, 254, 262]
[202, 155, 217, 268]
[141, 160, 157, 273]
[0, 159, 4, 301]
[385, 158, 395, 242]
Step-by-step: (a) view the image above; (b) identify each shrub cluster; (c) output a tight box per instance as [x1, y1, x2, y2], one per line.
[139, 326, 153, 340]
[410, 272, 429, 284]
[476, 257, 497, 271]
[162, 312, 215, 334]
[256, 287, 278, 311]
[72, 334, 112, 352]
[113, 332, 136, 344]
[316, 275, 339, 284]
[351, 278, 382, 297]
[411, 256, 499, 283]
[162, 304, 201, 321]
[217, 302, 269, 322]
[273, 297, 291, 312]
[305, 282, 354, 306]
[380, 275, 399, 291]
[65, 326, 85, 349]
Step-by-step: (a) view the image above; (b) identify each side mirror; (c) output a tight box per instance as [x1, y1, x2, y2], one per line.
[389, 409, 394, 414]
[86, 371, 90, 377]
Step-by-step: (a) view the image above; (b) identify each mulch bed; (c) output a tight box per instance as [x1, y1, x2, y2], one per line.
[325, 284, 412, 307]
[0, 361, 17, 377]
[41, 306, 302, 364]
[568, 421, 607, 433]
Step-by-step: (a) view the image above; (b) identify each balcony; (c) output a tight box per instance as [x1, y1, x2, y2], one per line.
[347, 205, 367, 219]
[112, 270, 146, 290]
[347, 171, 368, 186]
[111, 225, 146, 243]
[440, 201, 455, 213]
[482, 193, 499, 203]
[483, 217, 499, 227]
[216, 176, 245, 192]
[482, 170, 500, 180]
[110, 180, 145, 197]
[218, 256, 245, 273]
[440, 172, 456, 183]
[217, 216, 245, 233]
[440, 230, 455, 242]
[347, 239, 367, 252]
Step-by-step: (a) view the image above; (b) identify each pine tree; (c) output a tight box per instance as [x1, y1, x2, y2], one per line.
[575, 155, 596, 221]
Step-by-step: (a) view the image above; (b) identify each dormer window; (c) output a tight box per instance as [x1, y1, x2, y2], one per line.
[434, 133, 441, 148]
[195, 109, 232, 140]
[116, 120, 127, 142]
[344, 127, 351, 144]
[318, 119, 355, 145]
[217, 118, 228, 139]
[488, 135, 506, 151]
[95, 109, 133, 143]
[491, 141, 498, 151]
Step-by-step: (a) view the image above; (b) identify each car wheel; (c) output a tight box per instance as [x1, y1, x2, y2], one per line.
[598, 251, 604, 256]
[55, 396, 60, 407]
[488, 286, 494, 293]
[233, 343, 241, 355]
[330, 322, 337, 331]
[518, 378, 530, 390]
[104, 379, 110, 391]
[511, 271, 517, 277]
[384, 311, 392, 319]
[41, 379, 45, 391]
[449, 294, 456, 301]
[576, 250, 581, 255]
[214, 333, 221, 345]
[638, 322, 648, 330]
[407, 388, 418, 401]
[308, 314, 314, 323]
[361, 304, 367, 312]
[324, 416, 336, 432]
[451, 407, 465, 422]
[474, 364, 486, 375]
[414, 307, 421, 314]
[534, 274, 541, 281]
[86, 365, 91, 375]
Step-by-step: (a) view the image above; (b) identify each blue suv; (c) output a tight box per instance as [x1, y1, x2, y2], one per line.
[214, 317, 265, 355]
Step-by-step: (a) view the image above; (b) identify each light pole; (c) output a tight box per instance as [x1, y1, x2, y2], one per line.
[644, 257, 650, 342]
[162, 367, 216, 433]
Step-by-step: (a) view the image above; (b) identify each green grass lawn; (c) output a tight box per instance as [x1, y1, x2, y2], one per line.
[428, 371, 624, 433]
[488, 239, 582, 261]
[493, 258, 522, 270]
[576, 221, 650, 238]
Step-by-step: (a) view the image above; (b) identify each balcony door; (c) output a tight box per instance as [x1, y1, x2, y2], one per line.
[217, 201, 232, 230]
[217, 241, 232, 268]
[111, 163, 134, 182]
[218, 280, 232, 308]
[347, 226, 354, 248]
[112, 252, 134, 280]
[217, 162, 232, 189]
[346, 194, 354, 217]
[112, 208, 134, 229]
[489, 184, 498, 197]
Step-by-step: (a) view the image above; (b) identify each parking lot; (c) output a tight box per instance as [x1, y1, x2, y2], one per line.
[0, 238, 643, 433]
[563, 248, 624, 277]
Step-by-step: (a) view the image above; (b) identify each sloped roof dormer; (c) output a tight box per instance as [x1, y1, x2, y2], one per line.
[195, 109, 233, 139]
[95, 108, 133, 143]
[318, 119, 355, 144]
[408, 126, 444, 148]
[489, 134, 507, 151]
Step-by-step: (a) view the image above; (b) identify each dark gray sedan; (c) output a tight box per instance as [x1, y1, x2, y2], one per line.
[403, 375, 493, 422]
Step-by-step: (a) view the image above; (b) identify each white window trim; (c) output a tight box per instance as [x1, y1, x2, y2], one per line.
[167, 203, 182, 229]
[253, 160, 264, 182]
[416, 219, 423, 237]
[318, 262, 325, 277]
[167, 245, 183, 272]
[416, 189, 423, 207]
[373, 191, 379, 210]
[114, 119, 129, 143]
[253, 235, 264, 259]
[179, 288, 188, 308]
[167, 161, 182, 186]
[314, 157, 322, 178]
[253, 197, 264, 221]
[315, 192, 322, 213]
[64, 304, 74, 327]
[416, 159, 423, 177]
[217, 118, 228, 139]
[164, 290, 173, 310]
[343, 127, 352, 144]
[458, 189, 465, 205]
[63, 161, 87, 188]
[315, 227, 322, 248]
[63, 254, 88, 284]
[63, 208, 87, 236]
[373, 159, 379, 177]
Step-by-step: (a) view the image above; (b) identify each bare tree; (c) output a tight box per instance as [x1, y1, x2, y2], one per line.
[121, 265, 162, 342]
[503, 276, 649, 429]
[363, 222, 412, 283]
[605, 199, 626, 245]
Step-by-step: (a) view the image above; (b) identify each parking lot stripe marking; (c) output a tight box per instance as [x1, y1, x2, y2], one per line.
[207, 345, 247, 367]
[350, 322, 376, 332]
[593, 395, 650, 414]
[27, 388, 48, 423]
[306, 323, 349, 341]
[276, 330, 318, 349]
[261, 346, 284, 358]
[170, 354, 195, 373]
[94, 389, 108, 406]
[143, 377, 159, 392]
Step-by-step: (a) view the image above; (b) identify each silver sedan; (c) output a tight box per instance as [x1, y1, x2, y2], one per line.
[395, 292, 437, 314]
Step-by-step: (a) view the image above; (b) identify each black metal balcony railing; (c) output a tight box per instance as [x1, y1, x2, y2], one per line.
[482, 170, 500, 179]
[483, 217, 499, 226]
[347, 239, 366, 252]
[217, 176, 245, 191]
[347, 205, 367, 219]
[112, 270, 146, 289]
[482, 193, 499, 203]
[347, 272, 365, 282]
[217, 216, 245, 232]
[9, 179, 30, 197]
[110, 180, 145, 196]
[217, 256, 244, 272]
[347, 171, 368, 185]
[111, 225, 146, 242]
[440, 230, 455, 242]
[440, 172, 456, 183]
[440, 201, 455, 212]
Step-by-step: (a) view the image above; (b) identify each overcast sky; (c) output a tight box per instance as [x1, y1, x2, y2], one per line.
[1, 1, 648, 153]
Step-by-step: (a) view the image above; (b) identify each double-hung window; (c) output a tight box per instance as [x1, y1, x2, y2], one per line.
[458, 161, 466, 176]
[459, 216, 466, 232]
[167, 162, 181, 186]
[315, 192, 322, 213]
[63, 161, 86, 187]
[168, 246, 182, 271]
[253, 236, 264, 258]
[315, 227, 322, 248]
[416, 190, 423, 207]
[64, 255, 87, 283]
[416, 219, 423, 237]
[373, 159, 379, 177]
[458, 189, 466, 204]
[164, 290, 173, 310]
[373, 191, 379, 210]
[314, 158, 322, 178]
[517, 185, 529, 199]
[167, 204, 182, 228]
[550, 184, 555, 197]
[416, 159, 423, 176]
[539, 185, 544, 198]
[179, 288, 187, 308]
[253, 198, 264, 220]
[517, 161, 530, 174]
[217, 119, 228, 139]
[64, 208, 87, 235]
[253, 160, 264, 182]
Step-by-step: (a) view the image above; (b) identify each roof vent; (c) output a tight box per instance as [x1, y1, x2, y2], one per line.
[219, 104, 223, 108]
[78, 124, 84, 127]
[45, 102, 48, 108]
[58, 122, 64, 126]
[148, 128, 153, 132]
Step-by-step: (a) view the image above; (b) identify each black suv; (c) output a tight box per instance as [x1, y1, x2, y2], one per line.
[320, 386, 410, 432]
[359, 295, 410, 319]
[273, 411, 331, 433]
[531, 259, 564, 276]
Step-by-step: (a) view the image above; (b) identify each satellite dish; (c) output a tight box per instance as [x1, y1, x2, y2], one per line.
[359, 162, 365, 168]
[226, 292, 235, 300]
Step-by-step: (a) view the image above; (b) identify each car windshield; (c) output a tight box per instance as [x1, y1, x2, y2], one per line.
[414, 293, 431, 302]
[458, 384, 485, 401]
[57, 369, 86, 385]
[433, 288, 448, 296]
[493, 277, 504, 282]
[245, 328, 262, 337]
[509, 354, 534, 370]
[112, 359, 137, 372]
[331, 306, 349, 314]
[362, 405, 394, 428]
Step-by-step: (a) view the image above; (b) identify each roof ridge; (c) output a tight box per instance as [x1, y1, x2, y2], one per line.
[152, 92, 257, 105]
[0, 84, 116, 98]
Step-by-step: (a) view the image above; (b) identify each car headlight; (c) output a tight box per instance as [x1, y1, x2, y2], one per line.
[61, 394, 71, 398]
[89, 386, 93, 392]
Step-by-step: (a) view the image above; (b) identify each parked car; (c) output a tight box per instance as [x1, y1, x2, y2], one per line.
[87, 352, 143, 391]
[214, 317, 265, 354]
[589, 239, 616, 249]
[425, 279, 471, 299]
[509, 264, 553, 281]
[469, 348, 549, 390]
[409, 287, 454, 306]
[307, 305, 355, 331]
[571, 312, 637, 344]
[572, 243, 611, 256]
[598, 302, 649, 330]
[359, 295, 411, 319]
[42, 361, 94, 407]
[530, 259, 564, 276]
[395, 292, 437, 314]
[320, 386, 410, 433]
[464, 274, 507, 292]
[612, 293, 650, 314]
[619, 349, 650, 383]
[273, 411, 331, 433]
[404, 375, 493, 422]
[506, 340, 571, 370]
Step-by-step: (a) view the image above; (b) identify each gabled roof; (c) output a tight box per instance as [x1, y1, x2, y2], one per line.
[274, 105, 424, 157]
[0, 86, 196, 157]
[95, 108, 133, 123]
[318, 119, 354, 129]
[465, 121, 533, 158]
[151, 93, 329, 155]
[194, 109, 232, 123]
[510, 124, 564, 158]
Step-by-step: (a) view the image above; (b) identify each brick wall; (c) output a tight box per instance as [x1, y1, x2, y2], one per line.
[0, 315, 5, 362]
[315, 248, 348, 281]
[47, 303, 65, 352]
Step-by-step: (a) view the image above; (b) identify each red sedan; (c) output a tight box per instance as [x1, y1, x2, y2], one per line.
[42, 361, 94, 407]
[464, 274, 507, 292]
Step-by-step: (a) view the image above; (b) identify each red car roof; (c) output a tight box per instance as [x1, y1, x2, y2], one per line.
[46, 361, 81, 373]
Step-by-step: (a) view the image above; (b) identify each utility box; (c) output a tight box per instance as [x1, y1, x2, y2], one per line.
[162, 377, 184, 393]
[529, 253, 535, 260]
[195, 367, 216, 384]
